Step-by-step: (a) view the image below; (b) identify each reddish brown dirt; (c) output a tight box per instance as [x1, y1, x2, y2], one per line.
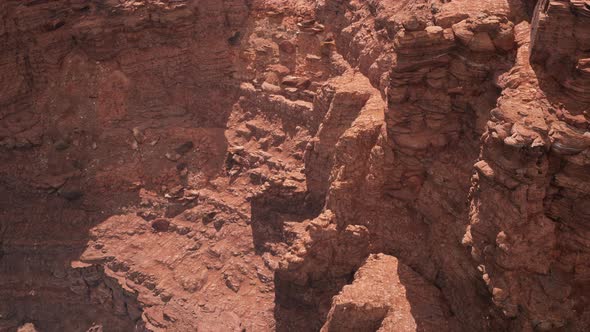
[1, 1, 589, 331]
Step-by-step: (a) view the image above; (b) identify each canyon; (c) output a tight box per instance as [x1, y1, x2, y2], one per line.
[0, 0, 589, 331]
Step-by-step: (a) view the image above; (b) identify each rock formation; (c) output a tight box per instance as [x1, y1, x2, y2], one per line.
[0, 0, 588, 331]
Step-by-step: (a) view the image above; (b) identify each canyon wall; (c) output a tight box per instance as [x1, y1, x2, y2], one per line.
[0, 0, 589, 331]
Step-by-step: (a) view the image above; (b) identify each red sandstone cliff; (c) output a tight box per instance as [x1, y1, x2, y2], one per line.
[1, 0, 589, 331]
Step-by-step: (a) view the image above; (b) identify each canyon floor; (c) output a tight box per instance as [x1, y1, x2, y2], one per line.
[1, 0, 590, 331]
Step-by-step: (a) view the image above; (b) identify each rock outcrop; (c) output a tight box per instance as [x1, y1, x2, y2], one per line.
[1, 0, 589, 331]
[321, 254, 455, 332]
[465, 1, 590, 330]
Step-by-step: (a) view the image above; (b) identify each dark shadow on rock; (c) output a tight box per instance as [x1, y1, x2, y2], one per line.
[0, 176, 145, 332]
[0, 84, 238, 331]
[274, 270, 355, 332]
[529, 0, 589, 115]
[396, 262, 458, 332]
[250, 186, 318, 254]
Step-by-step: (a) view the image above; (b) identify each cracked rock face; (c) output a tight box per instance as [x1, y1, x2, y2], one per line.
[1, 0, 589, 331]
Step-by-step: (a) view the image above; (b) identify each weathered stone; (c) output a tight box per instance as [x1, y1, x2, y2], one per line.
[151, 219, 170, 232]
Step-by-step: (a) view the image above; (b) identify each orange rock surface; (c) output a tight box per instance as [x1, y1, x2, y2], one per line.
[1, 0, 589, 331]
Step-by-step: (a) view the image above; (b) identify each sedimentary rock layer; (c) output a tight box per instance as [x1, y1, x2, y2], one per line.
[1, 0, 589, 331]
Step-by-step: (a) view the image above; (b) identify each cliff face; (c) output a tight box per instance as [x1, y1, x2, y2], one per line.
[0, 1, 255, 330]
[1, 0, 589, 331]
[467, 1, 590, 330]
